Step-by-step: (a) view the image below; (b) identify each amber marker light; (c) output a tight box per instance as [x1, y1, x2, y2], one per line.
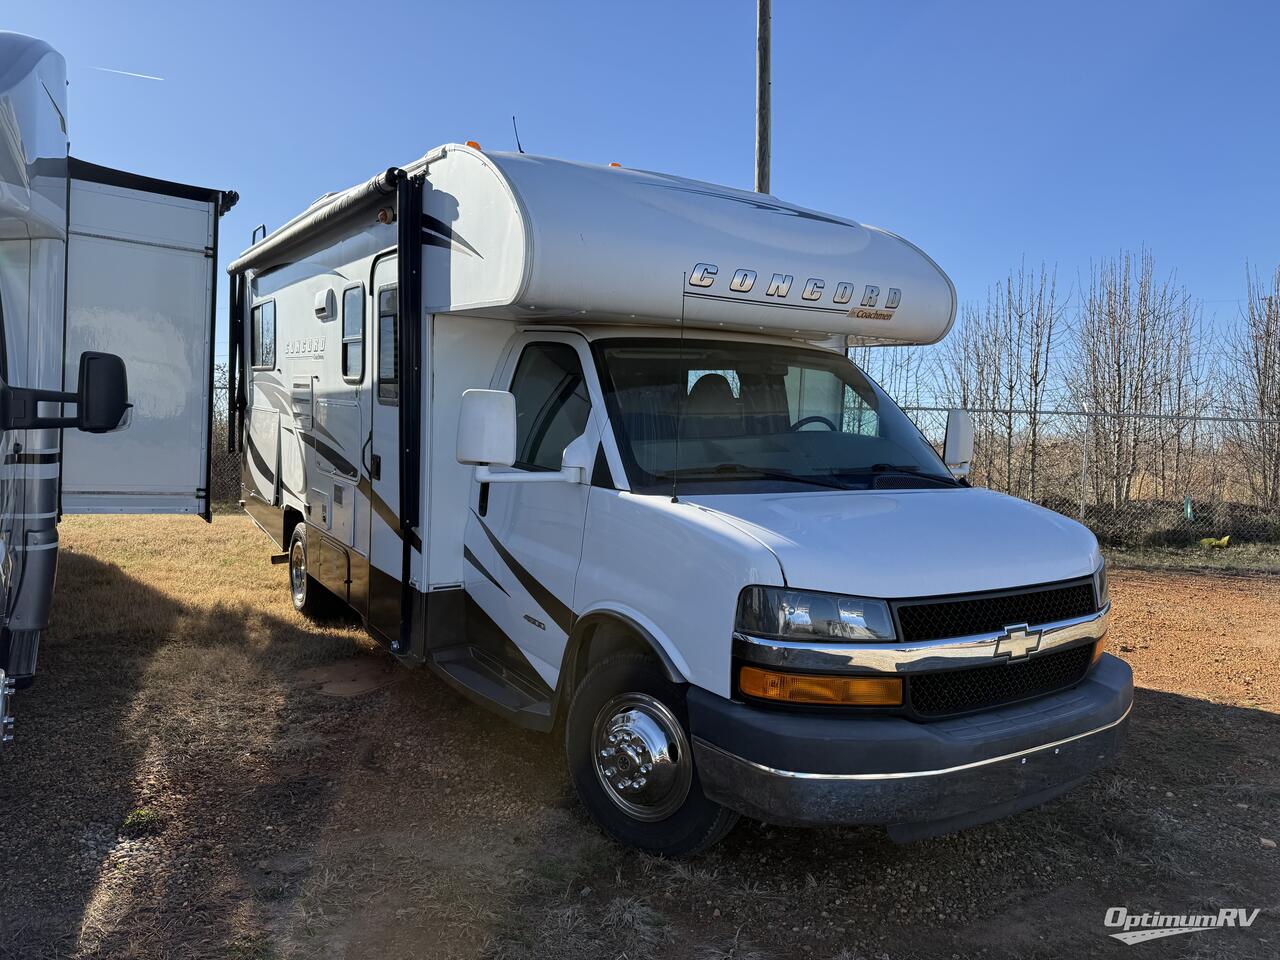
[1093, 637, 1107, 664]
[739, 666, 903, 706]
[465, 140, 482, 150]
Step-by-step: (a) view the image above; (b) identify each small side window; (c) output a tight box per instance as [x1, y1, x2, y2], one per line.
[377, 284, 398, 404]
[341, 285, 364, 382]
[251, 300, 276, 369]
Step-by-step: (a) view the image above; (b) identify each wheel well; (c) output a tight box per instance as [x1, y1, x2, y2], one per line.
[282, 506, 304, 547]
[558, 616, 683, 722]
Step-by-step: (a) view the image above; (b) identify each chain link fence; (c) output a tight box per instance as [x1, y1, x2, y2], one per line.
[904, 405, 1280, 564]
[211, 366, 240, 507]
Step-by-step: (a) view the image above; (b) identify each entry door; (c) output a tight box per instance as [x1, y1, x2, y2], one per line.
[462, 334, 598, 685]
[366, 255, 401, 638]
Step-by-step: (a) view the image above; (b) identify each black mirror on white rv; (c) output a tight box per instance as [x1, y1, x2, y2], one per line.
[0, 350, 130, 434]
[943, 408, 974, 479]
[74, 351, 131, 433]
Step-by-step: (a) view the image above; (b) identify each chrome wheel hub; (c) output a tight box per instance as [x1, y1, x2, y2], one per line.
[592, 693, 692, 822]
[290, 539, 306, 605]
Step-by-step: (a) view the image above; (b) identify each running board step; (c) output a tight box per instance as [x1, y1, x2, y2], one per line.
[430, 644, 553, 731]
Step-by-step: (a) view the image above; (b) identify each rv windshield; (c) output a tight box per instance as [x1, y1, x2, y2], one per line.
[594, 338, 956, 494]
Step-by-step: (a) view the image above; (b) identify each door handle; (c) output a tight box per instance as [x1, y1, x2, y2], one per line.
[370, 454, 381, 481]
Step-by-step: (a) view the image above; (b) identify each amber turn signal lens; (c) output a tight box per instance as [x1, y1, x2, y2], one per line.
[739, 666, 903, 706]
[465, 140, 482, 150]
[1093, 637, 1107, 664]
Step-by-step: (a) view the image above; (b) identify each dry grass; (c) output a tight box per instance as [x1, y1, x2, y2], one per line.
[1108, 541, 1280, 575]
[2, 515, 372, 959]
[1, 516, 1277, 960]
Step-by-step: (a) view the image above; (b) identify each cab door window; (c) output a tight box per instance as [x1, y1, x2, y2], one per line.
[509, 343, 591, 470]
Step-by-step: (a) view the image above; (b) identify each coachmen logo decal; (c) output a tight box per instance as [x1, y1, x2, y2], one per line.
[687, 262, 901, 320]
[994, 624, 1042, 660]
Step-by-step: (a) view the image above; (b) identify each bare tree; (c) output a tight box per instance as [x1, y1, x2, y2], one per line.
[1148, 301, 1215, 500]
[940, 300, 1003, 488]
[1226, 265, 1280, 505]
[848, 341, 930, 409]
[1069, 250, 1198, 507]
[937, 262, 1061, 497]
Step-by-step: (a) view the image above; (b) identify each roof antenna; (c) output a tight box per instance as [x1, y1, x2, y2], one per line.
[511, 115, 525, 153]
[671, 273, 688, 504]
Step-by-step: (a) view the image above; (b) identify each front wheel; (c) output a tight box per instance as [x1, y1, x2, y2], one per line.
[565, 653, 739, 856]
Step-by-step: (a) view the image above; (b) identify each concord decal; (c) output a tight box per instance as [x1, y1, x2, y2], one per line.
[686, 262, 902, 320]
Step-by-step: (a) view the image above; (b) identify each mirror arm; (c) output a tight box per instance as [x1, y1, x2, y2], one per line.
[475, 464, 585, 484]
[0, 385, 80, 430]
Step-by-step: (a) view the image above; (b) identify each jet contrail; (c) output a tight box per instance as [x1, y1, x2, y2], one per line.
[90, 66, 165, 81]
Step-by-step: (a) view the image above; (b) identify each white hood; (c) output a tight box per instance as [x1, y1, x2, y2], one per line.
[687, 487, 1100, 599]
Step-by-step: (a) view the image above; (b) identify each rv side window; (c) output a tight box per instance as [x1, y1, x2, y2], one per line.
[509, 343, 592, 471]
[342, 284, 364, 382]
[251, 301, 276, 369]
[377, 284, 398, 403]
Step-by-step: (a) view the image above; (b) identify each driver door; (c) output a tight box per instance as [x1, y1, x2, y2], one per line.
[462, 333, 599, 685]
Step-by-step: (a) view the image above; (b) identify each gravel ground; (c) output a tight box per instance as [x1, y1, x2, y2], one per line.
[0, 516, 1277, 959]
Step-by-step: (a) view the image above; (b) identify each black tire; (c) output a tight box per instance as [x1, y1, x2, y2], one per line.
[565, 653, 739, 857]
[287, 524, 331, 617]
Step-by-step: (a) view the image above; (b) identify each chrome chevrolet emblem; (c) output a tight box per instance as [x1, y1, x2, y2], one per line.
[995, 624, 1042, 660]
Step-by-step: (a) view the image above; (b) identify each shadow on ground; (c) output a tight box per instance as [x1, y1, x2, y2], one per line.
[0, 540, 1277, 960]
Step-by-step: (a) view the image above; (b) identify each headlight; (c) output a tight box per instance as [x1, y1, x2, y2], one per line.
[1093, 559, 1110, 609]
[736, 586, 896, 642]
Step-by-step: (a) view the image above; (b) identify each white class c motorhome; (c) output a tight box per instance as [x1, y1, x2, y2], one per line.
[0, 33, 236, 740]
[229, 143, 1130, 855]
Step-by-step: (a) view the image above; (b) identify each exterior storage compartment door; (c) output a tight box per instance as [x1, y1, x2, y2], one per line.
[60, 160, 234, 519]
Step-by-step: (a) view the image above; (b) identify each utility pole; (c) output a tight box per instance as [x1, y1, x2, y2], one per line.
[755, 0, 771, 194]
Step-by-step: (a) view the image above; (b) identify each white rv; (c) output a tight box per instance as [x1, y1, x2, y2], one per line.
[0, 33, 235, 740]
[229, 143, 1129, 854]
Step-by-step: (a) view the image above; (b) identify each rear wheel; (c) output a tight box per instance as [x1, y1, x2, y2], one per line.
[288, 524, 330, 617]
[566, 653, 739, 856]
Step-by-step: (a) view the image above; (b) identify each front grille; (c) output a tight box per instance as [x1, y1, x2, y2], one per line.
[895, 580, 1096, 643]
[908, 643, 1094, 718]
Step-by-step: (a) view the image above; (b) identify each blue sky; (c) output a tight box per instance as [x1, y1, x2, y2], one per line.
[9, 1, 1278, 361]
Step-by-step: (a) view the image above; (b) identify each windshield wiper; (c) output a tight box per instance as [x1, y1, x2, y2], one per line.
[656, 463, 852, 491]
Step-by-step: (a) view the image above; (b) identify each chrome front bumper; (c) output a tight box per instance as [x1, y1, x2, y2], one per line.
[688, 652, 1133, 840]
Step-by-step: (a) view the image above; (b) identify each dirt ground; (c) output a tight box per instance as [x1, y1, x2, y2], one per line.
[1, 515, 1277, 960]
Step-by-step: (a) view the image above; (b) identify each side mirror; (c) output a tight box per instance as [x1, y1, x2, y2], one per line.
[457, 389, 516, 467]
[459, 388, 593, 486]
[75, 352, 131, 433]
[0, 350, 130, 434]
[943, 408, 974, 479]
